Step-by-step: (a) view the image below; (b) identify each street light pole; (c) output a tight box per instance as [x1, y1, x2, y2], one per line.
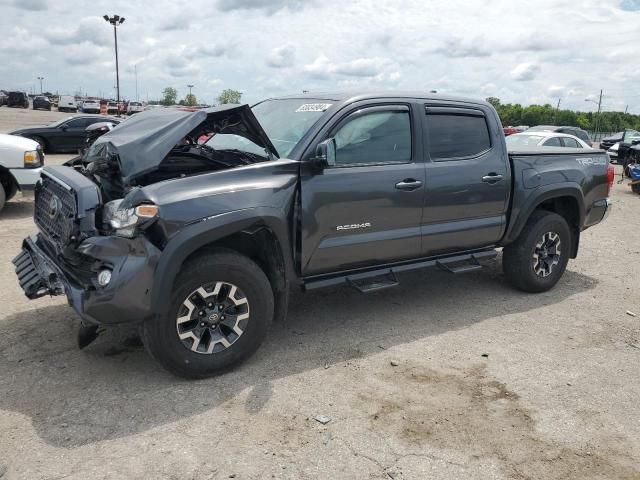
[187, 84, 194, 105]
[37, 76, 44, 94]
[103, 15, 126, 114]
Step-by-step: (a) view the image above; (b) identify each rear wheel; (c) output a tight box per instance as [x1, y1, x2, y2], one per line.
[503, 210, 571, 293]
[142, 250, 274, 378]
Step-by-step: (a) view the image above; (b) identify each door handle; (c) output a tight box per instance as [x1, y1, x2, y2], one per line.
[395, 179, 423, 191]
[482, 173, 504, 184]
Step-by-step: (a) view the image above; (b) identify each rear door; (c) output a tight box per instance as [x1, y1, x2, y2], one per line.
[300, 102, 425, 275]
[421, 104, 510, 255]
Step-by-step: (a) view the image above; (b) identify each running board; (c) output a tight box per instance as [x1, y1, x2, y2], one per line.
[304, 248, 497, 291]
[347, 271, 399, 293]
[436, 256, 483, 274]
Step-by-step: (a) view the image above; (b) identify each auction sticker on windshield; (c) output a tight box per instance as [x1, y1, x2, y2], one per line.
[296, 103, 332, 112]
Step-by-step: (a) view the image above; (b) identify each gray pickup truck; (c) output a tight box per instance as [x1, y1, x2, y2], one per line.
[13, 92, 613, 378]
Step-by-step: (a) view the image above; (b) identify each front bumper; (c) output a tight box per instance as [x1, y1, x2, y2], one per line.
[9, 167, 42, 190]
[13, 234, 161, 325]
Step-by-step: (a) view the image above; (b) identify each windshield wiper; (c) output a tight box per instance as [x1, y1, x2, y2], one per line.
[217, 149, 266, 164]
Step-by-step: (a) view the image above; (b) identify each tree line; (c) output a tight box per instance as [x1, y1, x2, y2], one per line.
[157, 87, 242, 107]
[486, 97, 640, 133]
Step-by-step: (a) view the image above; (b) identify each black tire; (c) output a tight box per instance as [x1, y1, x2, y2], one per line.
[142, 250, 274, 379]
[632, 183, 640, 194]
[0, 184, 6, 213]
[503, 210, 571, 293]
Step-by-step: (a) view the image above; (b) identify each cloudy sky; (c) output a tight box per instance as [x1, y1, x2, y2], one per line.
[1, 0, 639, 112]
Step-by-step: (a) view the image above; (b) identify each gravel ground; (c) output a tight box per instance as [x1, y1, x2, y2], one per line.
[0, 108, 639, 479]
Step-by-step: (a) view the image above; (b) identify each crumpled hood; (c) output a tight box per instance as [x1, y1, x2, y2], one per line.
[89, 104, 279, 185]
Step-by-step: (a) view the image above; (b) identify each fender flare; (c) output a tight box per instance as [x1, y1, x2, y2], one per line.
[504, 183, 585, 244]
[150, 207, 295, 315]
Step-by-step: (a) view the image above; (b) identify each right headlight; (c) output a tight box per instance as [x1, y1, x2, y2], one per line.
[103, 199, 158, 238]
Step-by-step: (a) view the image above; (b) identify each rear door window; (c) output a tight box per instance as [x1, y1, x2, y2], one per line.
[542, 137, 562, 147]
[561, 137, 580, 148]
[425, 109, 491, 160]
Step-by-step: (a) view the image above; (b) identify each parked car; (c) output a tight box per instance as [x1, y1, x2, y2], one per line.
[107, 101, 118, 114]
[58, 95, 78, 113]
[0, 90, 8, 106]
[7, 91, 29, 109]
[82, 100, 100, 114]
[607, 142, 620, 159]
[528, 125, 593, 147]
[0, 134, 43, 213]
[599, 131, 624, 151]
[503, 127, 519, 136]
[9, 115, 120, 153]
[11, 93, 613, 378]
[32, 96, 52, 111]
[505, 131, 592, 149]
[616, 130, 640, 166]
[127, 101, 144, 115]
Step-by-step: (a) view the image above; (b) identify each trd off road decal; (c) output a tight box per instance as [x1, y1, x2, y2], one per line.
[575, 157, 607, 166]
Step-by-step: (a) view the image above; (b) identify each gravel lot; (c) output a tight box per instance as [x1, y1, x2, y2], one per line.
[0, 108, 639, 480]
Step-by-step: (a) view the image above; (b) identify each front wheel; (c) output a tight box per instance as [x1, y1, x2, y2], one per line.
[142, 250, 274, 378]
[503, 211, 571, 293]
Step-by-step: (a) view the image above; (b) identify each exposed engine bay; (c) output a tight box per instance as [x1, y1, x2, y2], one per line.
[64, 105, 277, 203]
[66, 140, 269, 202]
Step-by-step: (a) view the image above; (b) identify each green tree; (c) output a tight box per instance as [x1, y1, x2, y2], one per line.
[217, 89, 242, 105]
[162, 87, 178, 106]
[485, 97, 501, 110]
[185, 93, 197, 106]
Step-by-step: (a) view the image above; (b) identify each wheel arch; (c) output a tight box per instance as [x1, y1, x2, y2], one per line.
[151, 208, 295, 320]
[0, 166, 20, 201]
[505, 185, 585, 258]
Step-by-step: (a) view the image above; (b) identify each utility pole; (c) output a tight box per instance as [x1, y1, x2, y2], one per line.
[554, 97, 561, 124]
[103, 15, 126, 114]
[625, 105, 628, 114]
[37, 76, 44, 94]
[594, 89, 603, 138]
[135, 64, 138, 102]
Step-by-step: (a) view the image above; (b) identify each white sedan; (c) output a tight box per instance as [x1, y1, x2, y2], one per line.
[506, 131, 592, 149]
[0, 134, 43, 212]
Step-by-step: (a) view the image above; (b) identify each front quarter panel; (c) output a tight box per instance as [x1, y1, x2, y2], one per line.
[134, 160, 300, 315]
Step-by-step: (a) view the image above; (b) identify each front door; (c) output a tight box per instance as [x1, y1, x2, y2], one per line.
[300, 104, 425, 276]
[55, 117, 89, 151]
[421, 104, 510, 256]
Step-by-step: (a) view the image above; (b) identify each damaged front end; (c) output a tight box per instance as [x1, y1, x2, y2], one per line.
[13, 105, 278, 331]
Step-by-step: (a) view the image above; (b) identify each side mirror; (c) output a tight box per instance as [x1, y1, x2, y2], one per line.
[632, 140, 640, 146]
[60, 125, 68, 131]
[311, 138, 336, 169]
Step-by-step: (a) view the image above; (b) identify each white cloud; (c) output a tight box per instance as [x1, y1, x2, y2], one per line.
[267, 43, 296, 68]
[0, 0, 639, 112]
[510, 63, 541, 82]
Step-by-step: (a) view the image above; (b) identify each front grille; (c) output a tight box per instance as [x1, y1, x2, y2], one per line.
[34, 176, 77, 246]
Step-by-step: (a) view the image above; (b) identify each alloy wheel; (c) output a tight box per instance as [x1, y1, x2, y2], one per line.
[176, 281, 250, 354]
[532, 231, 561, 277]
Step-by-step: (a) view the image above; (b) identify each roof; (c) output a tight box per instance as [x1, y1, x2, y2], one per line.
[512, 131, 582, 138]
[264, 91, 491, 107]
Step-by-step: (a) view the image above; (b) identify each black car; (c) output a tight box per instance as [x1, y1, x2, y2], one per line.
[528, 125, 593, 146]
[7, 91, 29, 109]
[9, 115, 120, 153]
[32, 96, 52, 111]
[599, 131, 624, 150]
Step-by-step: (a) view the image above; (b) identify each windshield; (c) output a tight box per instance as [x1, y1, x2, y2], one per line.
[206, 98, 332, 158]
[505, 134, 544, 146]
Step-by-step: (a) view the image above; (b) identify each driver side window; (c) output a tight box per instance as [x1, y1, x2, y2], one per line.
[333, 110, 411, 166]
[65, 118, 87, 128]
